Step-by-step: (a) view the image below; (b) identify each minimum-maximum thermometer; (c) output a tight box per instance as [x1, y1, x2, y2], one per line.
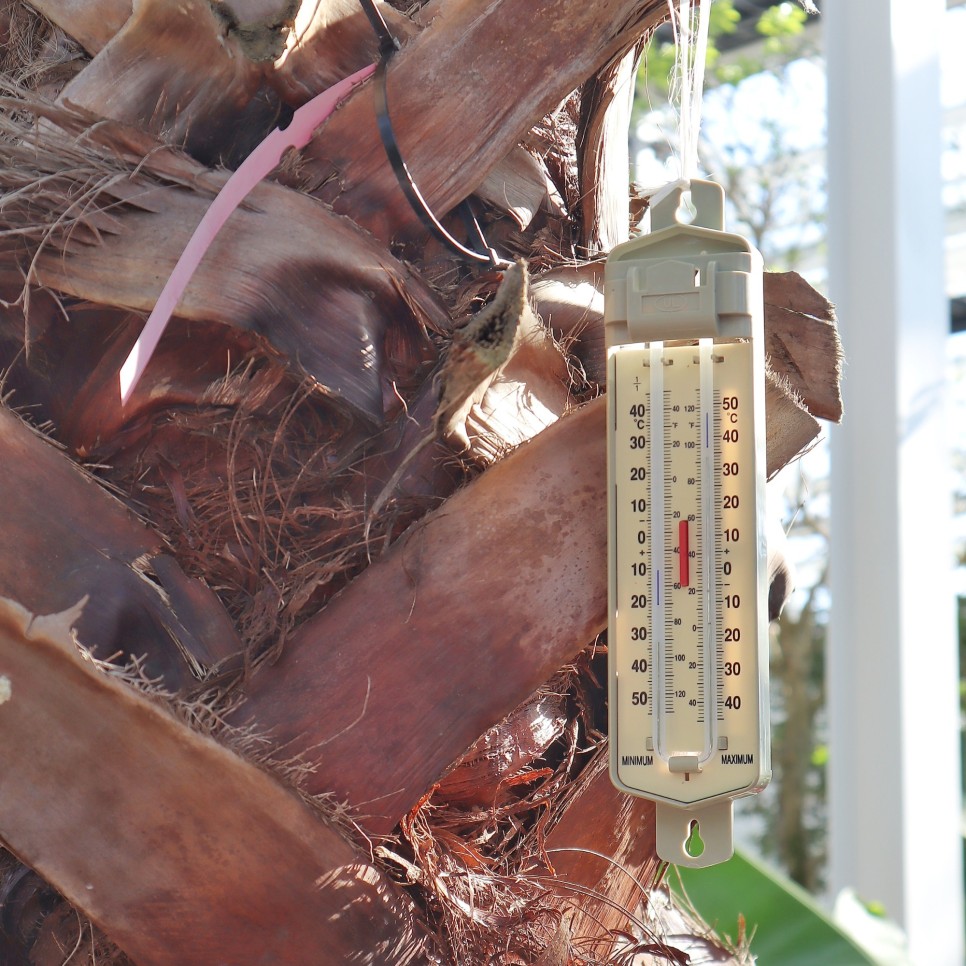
[605, 181, 770, 868]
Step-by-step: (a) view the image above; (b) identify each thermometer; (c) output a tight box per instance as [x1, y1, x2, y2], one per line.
[605, 181, 770, 868]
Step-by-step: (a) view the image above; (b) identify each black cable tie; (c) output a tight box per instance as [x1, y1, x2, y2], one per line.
[358, 0, 509, 270]
[372, 58, 510, 269]
[459, 198, 502, 266]
[359, 0, 400, 58]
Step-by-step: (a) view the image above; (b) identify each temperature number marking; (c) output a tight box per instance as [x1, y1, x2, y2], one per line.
[716, 376, 757, 729]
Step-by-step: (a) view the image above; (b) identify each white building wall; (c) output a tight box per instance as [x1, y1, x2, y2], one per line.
[826, 1, 965, 962]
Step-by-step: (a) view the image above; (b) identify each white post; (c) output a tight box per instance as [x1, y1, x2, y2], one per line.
[826, 1, 964, 962]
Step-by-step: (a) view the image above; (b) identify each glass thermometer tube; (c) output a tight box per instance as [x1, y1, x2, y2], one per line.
[646, 338, 720, 766]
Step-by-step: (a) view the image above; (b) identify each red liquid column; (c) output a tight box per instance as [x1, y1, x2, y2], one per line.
[679, 520, 689, 586]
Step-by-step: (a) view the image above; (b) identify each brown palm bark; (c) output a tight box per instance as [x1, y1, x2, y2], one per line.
[0, 596, 437, 965]
[0, 1, 838, 962]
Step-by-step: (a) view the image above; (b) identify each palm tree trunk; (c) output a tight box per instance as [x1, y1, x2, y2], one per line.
[0, 1, 840, 961]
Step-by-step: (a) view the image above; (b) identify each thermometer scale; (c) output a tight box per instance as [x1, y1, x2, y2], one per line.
[606, 181, 770, 867]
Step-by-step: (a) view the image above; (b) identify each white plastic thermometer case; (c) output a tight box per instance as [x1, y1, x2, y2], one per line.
[605, 181, 770, 868]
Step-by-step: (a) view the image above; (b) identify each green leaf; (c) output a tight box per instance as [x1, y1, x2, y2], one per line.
[711, 55, 763, 89]
[672, 850, 877, 965]
[642, 41, 678, 97]
[636, 0, 815, 102]
[757, 3, 808, 38]
[639, 0, 742, 98]
[810, 743, 829, 767]
[709, 0, 741, 37]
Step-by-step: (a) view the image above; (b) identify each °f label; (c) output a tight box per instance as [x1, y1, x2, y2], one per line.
[608, 340, 768, 806]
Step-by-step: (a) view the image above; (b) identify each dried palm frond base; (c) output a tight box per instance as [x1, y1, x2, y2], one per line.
[0, 624, 731, 966]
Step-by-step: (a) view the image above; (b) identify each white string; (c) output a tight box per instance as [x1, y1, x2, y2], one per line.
[666, 0, 712, 182]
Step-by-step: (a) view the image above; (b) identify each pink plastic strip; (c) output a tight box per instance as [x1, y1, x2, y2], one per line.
[119, 63, 376, 405]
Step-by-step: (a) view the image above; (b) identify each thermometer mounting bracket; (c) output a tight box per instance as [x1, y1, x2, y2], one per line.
[605, 179, 762, 346]
[605, 178, 770, 870]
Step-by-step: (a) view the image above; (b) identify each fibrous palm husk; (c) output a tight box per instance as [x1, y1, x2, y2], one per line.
[0, 93, 447, 427]
[0, 404, 241, 688]
[0, 595, 439, 965]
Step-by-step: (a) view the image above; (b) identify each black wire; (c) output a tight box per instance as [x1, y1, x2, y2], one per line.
[358, 0, 509, 269]
[372, 60, 509, 268]
[359, 0, 400, 57]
